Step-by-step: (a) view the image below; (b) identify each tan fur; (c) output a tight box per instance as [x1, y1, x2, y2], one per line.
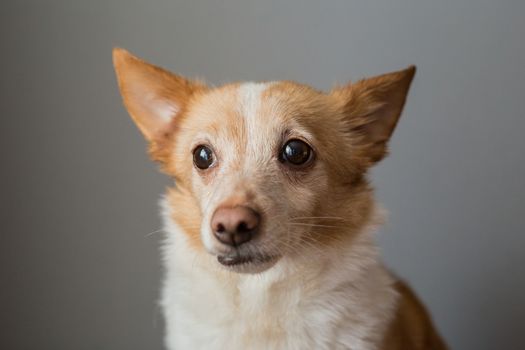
[113, 48, 446, 349]
[166, 187, 203, 250]
[382, 281, 448, 350]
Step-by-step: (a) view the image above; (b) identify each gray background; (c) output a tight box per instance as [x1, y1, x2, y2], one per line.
[1, 1, 524, 349]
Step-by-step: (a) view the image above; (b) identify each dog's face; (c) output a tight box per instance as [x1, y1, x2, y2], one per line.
[113, 49, 415, 273]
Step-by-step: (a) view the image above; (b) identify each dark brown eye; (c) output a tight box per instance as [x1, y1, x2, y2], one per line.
[193, 145, 215, 170]
[280, 139, 313, 166]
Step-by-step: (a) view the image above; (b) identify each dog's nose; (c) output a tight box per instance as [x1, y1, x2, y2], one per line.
[211, 206, 260, 246]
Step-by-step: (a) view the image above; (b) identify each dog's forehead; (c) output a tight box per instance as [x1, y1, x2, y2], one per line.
[187, 81, 319, 137]
[237, 82, 274, 118]
[236, 82, 283, 144]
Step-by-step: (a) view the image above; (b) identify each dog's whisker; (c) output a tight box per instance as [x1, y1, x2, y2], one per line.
[144, 229, 164, 237]
[290, 216, 347, 220]
[275, 233, 325, 257]
[286, 223, 341, 228]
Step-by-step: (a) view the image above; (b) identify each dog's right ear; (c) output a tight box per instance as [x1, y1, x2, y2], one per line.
[112, 48, 204, 142]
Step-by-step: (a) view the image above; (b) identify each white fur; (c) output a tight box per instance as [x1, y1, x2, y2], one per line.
[238, 82, 269, 120]
[160, 198, 398, 350]
[152, 100, 178, 123]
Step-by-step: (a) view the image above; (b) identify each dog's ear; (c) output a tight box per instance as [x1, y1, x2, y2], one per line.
[112, 48, 204, 142]
[332, 66, 416, 164]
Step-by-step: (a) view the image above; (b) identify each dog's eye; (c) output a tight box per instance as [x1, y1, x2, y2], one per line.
[280, 139, 313, 166]
[193, 145, 215, 170]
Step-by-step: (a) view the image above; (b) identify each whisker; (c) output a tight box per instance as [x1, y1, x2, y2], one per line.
[290, 216, 346, 220]
[144, 229, 164, 237]
[286, 223, 341, 228]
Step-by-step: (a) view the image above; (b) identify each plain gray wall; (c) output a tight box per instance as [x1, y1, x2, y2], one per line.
[1, 1, 524, 349]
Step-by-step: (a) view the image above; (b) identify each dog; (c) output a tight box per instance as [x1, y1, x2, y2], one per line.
[113, 48, 447, 350]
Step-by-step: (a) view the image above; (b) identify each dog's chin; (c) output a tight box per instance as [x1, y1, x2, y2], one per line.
[216, 252, 279, 274]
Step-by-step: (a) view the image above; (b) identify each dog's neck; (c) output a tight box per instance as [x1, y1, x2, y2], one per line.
[159, 197, 398, 350]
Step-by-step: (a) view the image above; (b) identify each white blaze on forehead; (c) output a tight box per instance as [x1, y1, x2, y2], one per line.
[237, 82, 275, 166]
[238, 82, 271, 122]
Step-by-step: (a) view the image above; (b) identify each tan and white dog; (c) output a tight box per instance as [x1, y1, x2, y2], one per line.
[113, 48, 447, 350]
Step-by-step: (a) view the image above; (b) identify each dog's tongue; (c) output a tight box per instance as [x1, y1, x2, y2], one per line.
[217, 255, 252, 266]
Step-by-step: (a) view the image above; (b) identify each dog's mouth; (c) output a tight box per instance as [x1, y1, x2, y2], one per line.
[217, 253, 276, 269]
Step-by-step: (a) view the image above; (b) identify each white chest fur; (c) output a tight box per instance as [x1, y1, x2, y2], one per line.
[159, 199, 398, 350]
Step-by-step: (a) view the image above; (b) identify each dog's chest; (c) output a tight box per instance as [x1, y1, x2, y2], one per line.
[162, 261, 393, 350]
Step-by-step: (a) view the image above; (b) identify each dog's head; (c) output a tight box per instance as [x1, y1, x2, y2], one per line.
[113, 48, 415, 273]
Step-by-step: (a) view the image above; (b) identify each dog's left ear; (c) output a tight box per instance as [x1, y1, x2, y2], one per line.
[332, 66, 416, 164]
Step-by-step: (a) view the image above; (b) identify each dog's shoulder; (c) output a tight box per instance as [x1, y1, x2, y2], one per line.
[381, 280, 448, 350]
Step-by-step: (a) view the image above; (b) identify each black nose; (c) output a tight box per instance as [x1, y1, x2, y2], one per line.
[211, 206, 260, 246]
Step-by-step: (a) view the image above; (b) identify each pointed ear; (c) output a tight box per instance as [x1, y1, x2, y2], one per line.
[333, 66, 416, 164]
[112, 48, 204, 142]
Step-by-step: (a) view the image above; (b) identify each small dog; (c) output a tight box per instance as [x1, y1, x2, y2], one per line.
[113, 48, 447, 350]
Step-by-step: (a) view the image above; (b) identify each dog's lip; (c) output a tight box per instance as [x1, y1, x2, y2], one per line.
[217, 253, 275, 267]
